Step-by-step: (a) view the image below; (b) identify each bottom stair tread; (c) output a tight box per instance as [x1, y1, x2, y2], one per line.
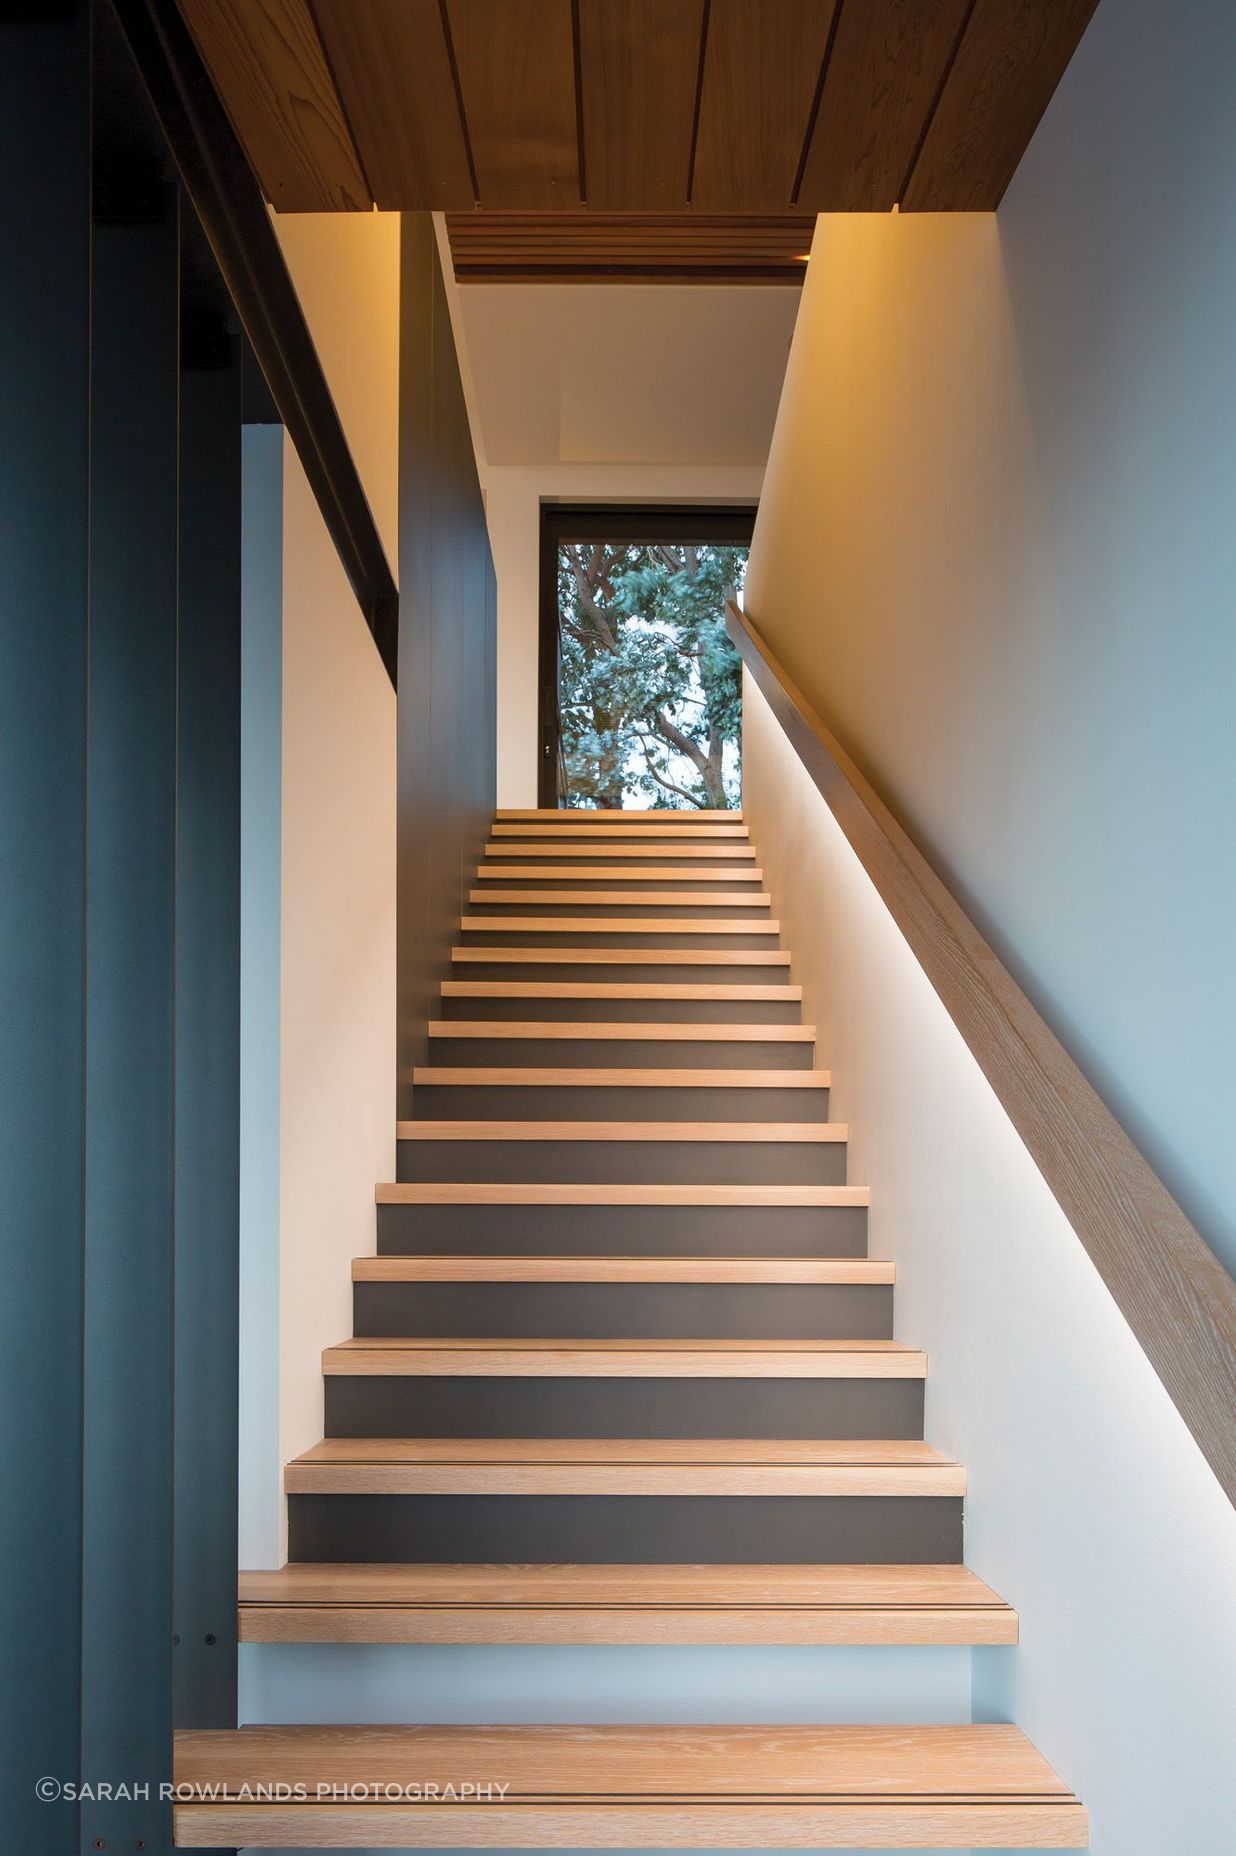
[174, 1723, 1085, 1847]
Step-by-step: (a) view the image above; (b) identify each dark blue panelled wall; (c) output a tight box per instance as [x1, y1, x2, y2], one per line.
[1, 5, 241, 1848]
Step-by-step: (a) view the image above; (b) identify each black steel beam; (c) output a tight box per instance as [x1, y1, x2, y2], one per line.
[108, 0, 399, 683]
[173, 298, 243, 1731]
[0, 9, 92, 1849]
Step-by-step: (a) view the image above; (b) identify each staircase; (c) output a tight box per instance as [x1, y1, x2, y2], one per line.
[182, 808, 1085, 1847]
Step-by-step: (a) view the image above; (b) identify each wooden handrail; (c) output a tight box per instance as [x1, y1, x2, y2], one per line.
[727, 599, 1236, 1506]
[111, 0, 399, 685]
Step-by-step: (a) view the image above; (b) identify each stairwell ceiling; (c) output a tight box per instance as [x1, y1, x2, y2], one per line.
[177, 0, 1099, 279]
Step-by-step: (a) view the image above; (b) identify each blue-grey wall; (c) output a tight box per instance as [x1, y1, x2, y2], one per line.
[749, 0, 1236, 1279]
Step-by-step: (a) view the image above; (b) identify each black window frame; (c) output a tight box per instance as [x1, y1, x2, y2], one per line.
[537, 502, 757, 807]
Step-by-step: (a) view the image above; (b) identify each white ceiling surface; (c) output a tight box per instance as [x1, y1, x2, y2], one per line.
[455, 284, 801, 469]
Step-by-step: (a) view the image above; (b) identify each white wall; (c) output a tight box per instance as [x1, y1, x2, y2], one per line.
[275, 440, 397, 1530]
[238, 439, 397, 1577]
[438, 240, 798, 804]
[744, 0, 1236, 1278]
[742, 673, 1236, 1856]
[456, 284, 799, 468]
[271, 210, 401, 570]
[239, 208, 402, 1579]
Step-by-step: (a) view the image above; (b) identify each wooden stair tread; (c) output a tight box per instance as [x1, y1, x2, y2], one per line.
[451, 948, 789, 964]
[492, 824, 749, 838]
[175, 1719, 1072, 1795]
[285, 1432, 960, 1495]
[353, 1255, 878, 1283]
[428, 1020, 815, 1040]
[377, 1183, 869, 1204]
[173, 1724, 1084, 1848]
[322, 1337, 924, 1378]
[460, 916, 781, 934]
[442, 981, 801, 999]
[483, 841, 758, 858]
[495, 809, 743, 820]
[470, 890, 772, 907]
[235, 1561, 1018, 1645]
[239, 1560, 1002, 1608]
[475, 866, 765, 882]
[290, 1438, 950, 1467]
[395, 1120, 847, 1142]
[411, 1068, 828, 1089]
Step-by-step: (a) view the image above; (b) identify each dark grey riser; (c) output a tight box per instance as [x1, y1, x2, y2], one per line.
[376, 1202, 869, 1257]
[395, 1139, 848, 1187]
[288, 1494, 962, 1566]
[442, 997, 801, 1025]
[352, 1282, 894, 1340]
[449, 960, 792, 986]
[409, 1084, 831, 1122]
[464, 931, 778, 951]
[425, 1035, 815, 1068]
[324, 1376, 922, 1439]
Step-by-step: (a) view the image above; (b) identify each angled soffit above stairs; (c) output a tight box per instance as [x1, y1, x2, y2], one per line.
[174, 0, 1100, 280]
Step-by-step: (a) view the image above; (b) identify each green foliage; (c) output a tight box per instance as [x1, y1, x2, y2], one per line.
[557, 541, 746, 810]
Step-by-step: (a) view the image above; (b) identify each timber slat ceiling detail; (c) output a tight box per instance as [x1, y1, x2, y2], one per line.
[176, 0, 1101, 271]
[445, 214, 817, 284]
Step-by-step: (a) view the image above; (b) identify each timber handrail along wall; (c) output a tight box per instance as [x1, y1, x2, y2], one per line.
[726, 599, 1236, 1507]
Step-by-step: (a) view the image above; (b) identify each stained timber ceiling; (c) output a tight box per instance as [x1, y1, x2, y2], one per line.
[177, 0, 1100, 276]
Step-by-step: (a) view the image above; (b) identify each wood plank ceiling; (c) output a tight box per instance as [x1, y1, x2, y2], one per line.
[177, 0, 1100, 282]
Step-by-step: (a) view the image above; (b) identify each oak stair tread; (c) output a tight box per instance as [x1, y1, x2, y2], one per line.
[451, 948, 789, 964]
[492, 823, 749, 838]
[289, 1438, 950, 1466]
[376, 1182, 869, 1204]
[442, 981, 801, 998]
[410, 1068, 829, 1088]
[469, 890, 773, 907]
[495, 809, 743, 820]
[284, 1436, 961, 1495]
[353, 1255, 878, 1282]
[321, 1337, 924, 1378]
[172, 1723, 1085, 1848]
[395, 1120, 846, 1142]
[240, 1560, 998, 1604]
[474, 866, 765, 881]
[235, 1561, 1017, 1646]
[461, 916, 781, 935]
[428, 1019, 815, 1040]
[483, 840, 758, 858]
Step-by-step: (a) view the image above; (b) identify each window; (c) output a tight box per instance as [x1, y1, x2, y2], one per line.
[539, 505, 755, 809]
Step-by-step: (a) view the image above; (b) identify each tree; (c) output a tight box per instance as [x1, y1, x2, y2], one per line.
[556, 540, 746, 809]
